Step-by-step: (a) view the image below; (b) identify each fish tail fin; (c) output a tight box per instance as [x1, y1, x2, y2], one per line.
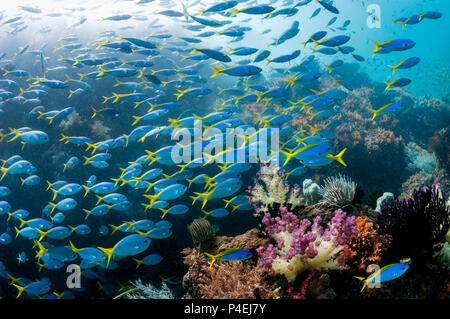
[209, 65, 224, 78]
[203, 252, 217, 268]
[230, 8, 240, 17]
[82, 208, 91, 220]
[12, 283, 26, 299]
[230, 204, 239, 212]
[223, 198, 232, 208]
[81, 185, 91, 198]
[68, 90, 75, 99]
[8, 129, 21, 143]
[325, 148, 347, 167]
[97, 65, 107, 77]
[311, 38, 321, 49]
[201, 209, 210, 219]
[48, 202, 56, 214]
[133, 258, 143, 269]
[186, 178, 195, 188]
[20, 177, 25, 187]
[384, 81, 392, 91]
[310, 88, 324, 95]
[330, 75, 340, 85]
[97, 246, 114, 268]
[0, 133, 6, 143]
[95, 195, 104, 205]
[14, 226, 20, 238]
[371, 39, 381, 57]
[193, 190, 213, 209]
[387, 65, 397, 75]
[286, 75, 298, 87]
[113, 79, 122, 87]
[91, 106, 99, 119]
[82, 156, 91, 166]
[109, 224, 120, 235]
[280, 149, 295, 167]
[202, 176, 215, 191]
[158, 208, 169, 219]
[36, 228, 48, 242]
[175, 89, 185, 100]
[64, 74, 73, 83]
[112, 92, 121, 103]
[102, 96, 111, 104]
[131, 116, 141, 126]
[69, 240, 82, 253]
[354, 276, 368, 293]
[367, 108, 379, 121]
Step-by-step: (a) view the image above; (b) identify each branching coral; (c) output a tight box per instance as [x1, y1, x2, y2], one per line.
[377, 186, 450, 263]
[256, 207, 358, 282]
[124, 279, 174, 299]
[198, 262, 274, 299]
[337, 216, 389, 272]
[319, 174, 357, 207]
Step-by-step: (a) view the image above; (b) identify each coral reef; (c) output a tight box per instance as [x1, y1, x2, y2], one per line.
[377, 186, 450, 264]
[256, 207, 358, 282]
[319, 174, 357, 207]
[182, 166, 450, 299]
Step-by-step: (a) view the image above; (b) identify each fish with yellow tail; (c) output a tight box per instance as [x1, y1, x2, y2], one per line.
[204, 249, 252, 268]
[355, 259, 410, 293]
[368, 103, 403, 120]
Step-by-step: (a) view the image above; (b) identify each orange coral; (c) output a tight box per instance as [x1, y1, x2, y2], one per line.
[338, 216, 387, 271]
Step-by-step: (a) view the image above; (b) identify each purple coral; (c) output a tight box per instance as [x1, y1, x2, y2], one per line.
[257, 207, 358, 282]
[377, 185, 450, 264]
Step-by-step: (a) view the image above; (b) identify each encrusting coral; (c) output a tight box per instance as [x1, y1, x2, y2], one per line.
[256, 207, 358, 283]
